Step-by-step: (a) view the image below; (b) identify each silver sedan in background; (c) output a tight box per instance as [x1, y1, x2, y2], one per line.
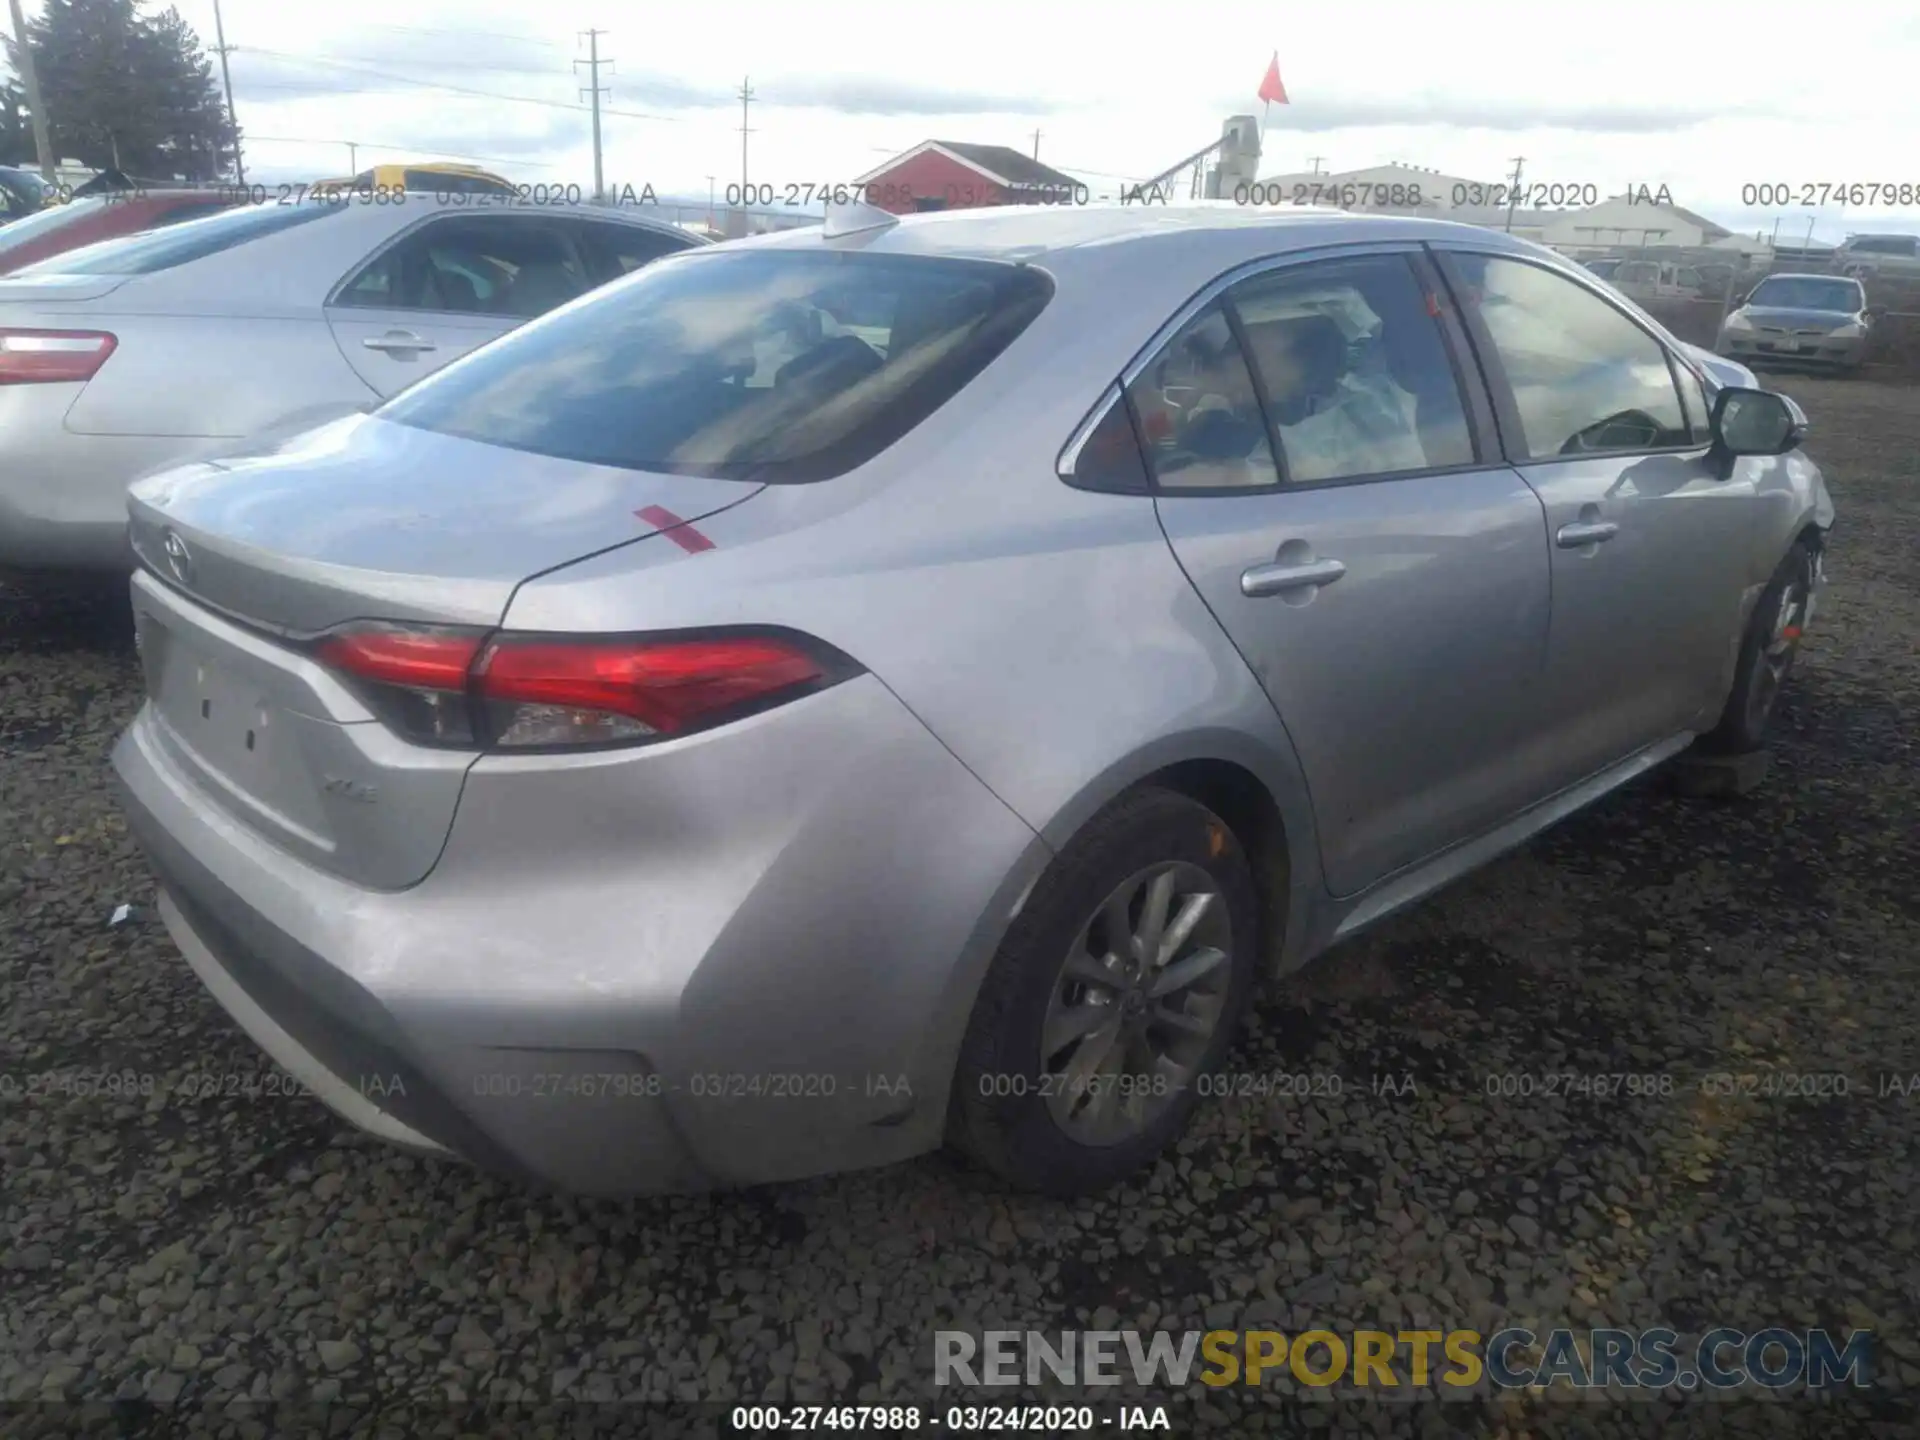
[0, 195, 703, 583]
[1717, 273, 1873, 373]
[113, 205, 1832, 1198]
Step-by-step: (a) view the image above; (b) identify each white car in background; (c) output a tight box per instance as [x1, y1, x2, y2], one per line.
[0, 195, 704, 585]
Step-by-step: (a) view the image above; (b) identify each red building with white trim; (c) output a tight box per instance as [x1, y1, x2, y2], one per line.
[852, 141, 1087, 215]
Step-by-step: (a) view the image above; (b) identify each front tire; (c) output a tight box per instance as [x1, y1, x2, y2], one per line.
[1703, 539, 1818, 754]
[948, 787, 1261, 1195]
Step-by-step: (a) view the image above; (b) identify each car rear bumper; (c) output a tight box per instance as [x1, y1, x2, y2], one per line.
[112, 669, 1045, 1196]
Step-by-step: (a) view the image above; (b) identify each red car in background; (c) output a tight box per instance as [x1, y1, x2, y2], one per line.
[0, 189, 243, 274]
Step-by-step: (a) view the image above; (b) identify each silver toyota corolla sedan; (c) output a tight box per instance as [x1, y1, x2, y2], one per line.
[112, 203, 1833, 1198]
[0, 194, 703, 583]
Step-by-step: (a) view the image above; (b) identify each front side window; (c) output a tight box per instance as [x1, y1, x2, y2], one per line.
[1448, 254, 1689, 461]
[1226, 255, 1474, 484]
[1123, 306, 1278, 490]
[10, 199, 346, 276]
[336, 216, 591, 318]
[378, 249, 1053, 483]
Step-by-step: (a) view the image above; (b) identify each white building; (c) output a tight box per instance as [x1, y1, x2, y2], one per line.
[1541, 195, 1731, 255]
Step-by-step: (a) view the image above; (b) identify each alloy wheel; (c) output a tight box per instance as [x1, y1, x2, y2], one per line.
[1038, 861, 1234, 1147]
[1746, 575, 1809, 735]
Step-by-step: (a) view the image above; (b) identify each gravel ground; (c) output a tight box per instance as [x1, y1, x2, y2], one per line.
[2, 376, 1916, 1438]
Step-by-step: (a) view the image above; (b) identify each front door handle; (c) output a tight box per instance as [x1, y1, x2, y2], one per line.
[1241, 557, 1347, 597]
[1555, 520, 1619, 549]
[363, 331, 438, 356]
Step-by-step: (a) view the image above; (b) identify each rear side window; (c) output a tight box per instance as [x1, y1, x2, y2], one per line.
[10, 199, 346, 276]
[378, 250, 1054, 483]
[577, 221, 694, 282]
[1124, 305, 1279, 490]
[1227, 255, 1475, 483]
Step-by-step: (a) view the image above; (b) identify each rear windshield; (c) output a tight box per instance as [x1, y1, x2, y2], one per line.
[11, 199, 347, 276]
[1747, 277, 1863, 312]
[0, 197, 110, 257]
[378, 249, 1055, 483]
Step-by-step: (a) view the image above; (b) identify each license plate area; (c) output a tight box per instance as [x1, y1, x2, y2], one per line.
[147, 614, 286, 784]
[1777, 339, 1801, 353]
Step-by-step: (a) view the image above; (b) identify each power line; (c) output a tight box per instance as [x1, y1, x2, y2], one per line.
[238, 48, 679, 123]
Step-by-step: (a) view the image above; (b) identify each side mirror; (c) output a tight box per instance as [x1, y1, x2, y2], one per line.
[1710, 387, 1805, 464]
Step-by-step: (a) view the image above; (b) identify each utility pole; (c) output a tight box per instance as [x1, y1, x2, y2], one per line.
[1308, 155, 1326, 175]
[575, 30, 611, 202]
[1504, 155, 1525, 232]
[1031, 129, 1041, 161]
[8, 0, 57, 181]
[705, 174, 715, 229]
[210, 0, 244, 183]
[346, 141, 357, 173]
[738, 77, 755, 195]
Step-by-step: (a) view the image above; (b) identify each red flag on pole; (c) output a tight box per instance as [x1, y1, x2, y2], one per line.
[1258, 53, 1289, 105]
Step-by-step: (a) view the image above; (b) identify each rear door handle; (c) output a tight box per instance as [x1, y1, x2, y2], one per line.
[363, 331, 437, 356]
[1555, 520, 1619, 548]
[1241, 557, 1347, 597]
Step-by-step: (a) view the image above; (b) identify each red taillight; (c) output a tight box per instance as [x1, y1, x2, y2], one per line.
[315, 627, 484, 689]
[314, 623, 849, 751]
[476, 636, 824, 737]
[0, 328, 118, 384]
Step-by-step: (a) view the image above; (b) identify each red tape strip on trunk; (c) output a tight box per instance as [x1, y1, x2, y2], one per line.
[636, 504, 716, 554]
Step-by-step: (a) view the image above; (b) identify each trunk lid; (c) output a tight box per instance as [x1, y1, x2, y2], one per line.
[126, 413, 763, 889]
[127, 412, 763, 633]
[0, 272, 135, 305]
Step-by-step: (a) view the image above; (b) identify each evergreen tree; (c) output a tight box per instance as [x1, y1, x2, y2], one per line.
[2, 0, 234, 180]
[1, 79, 29, 167]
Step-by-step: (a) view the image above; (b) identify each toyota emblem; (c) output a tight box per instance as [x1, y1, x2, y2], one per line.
[161, 529, 195, 586]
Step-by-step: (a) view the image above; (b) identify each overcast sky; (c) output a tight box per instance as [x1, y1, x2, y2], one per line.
[17, 0, 1920, 242]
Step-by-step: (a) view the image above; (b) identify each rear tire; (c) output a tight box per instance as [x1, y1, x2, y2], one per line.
[1702, 539, 1818, 755]
[948, 787, 1260, 1196]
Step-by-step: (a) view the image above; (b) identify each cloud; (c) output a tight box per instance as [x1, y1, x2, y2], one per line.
[761, 76, 1062, 117]
[1234, 95, 1778, 133]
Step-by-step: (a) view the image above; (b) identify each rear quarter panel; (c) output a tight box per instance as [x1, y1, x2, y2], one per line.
[63, 313, 375, 437]
[500, 260, 1331, 983]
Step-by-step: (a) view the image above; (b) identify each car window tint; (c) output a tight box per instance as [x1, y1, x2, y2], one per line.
[337, 216, 591, 318]
[1450, 254, 1689, 460]
[378, 250, 1053, 483]
[9, 199, 346, 276]
[1227, 255, 1474, 484]
[1124, 305, 1279, 490]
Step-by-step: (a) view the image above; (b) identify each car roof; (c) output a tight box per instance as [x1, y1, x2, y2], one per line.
[734, 202, 1541, 261]
[716, 204, 1561, 312]
[1758, 272, 1860, 282]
